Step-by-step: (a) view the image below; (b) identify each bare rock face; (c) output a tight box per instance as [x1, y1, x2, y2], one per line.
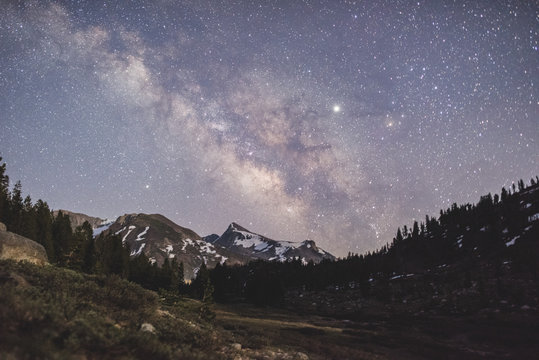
[53, 210, 106, 230]
[0, 222, 48, 265]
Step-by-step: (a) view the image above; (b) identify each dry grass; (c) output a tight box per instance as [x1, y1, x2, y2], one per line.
[214, 302, 539, 360]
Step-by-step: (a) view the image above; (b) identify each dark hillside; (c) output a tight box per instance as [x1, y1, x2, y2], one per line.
[207, 179, 539, 313]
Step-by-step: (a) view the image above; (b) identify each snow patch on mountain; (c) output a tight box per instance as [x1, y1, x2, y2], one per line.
[505, 236, 519, 247]
[93, 222, 113, 237]
[115, 226, 126, 235]
[135, 226, 149, 241]
[182, 238, 194, 251]
[131, 243, 146, 256]
[198, 240, 217, 254]
[233, 231, 264, 248]
[122, 226, 136, 244]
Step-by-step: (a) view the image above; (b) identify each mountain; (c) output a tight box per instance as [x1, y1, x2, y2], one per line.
[101, 213, 245, 280]
[53, 209, 110, 232]
[209, 222, 335, 264]
[208, 180, 539, 311]
[94, 215, 334, 280]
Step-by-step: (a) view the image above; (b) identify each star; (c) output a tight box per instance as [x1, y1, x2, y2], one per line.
[0, 0, 535, 257]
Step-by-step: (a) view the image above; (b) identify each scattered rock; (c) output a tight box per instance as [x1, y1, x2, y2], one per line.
[0, 227, 48, 265]
[521, 305, 531, 311]
[156, 309, 174, 318]
[0, 222, 6, 232]
[140, 323, 156, 333]
[295, 352, 309, 360]
[231, 343, 242, 351]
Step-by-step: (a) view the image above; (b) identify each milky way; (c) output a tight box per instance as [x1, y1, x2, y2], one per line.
[1, 1, 537, 256]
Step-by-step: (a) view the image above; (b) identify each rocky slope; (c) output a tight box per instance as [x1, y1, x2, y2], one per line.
[53, 209, 109, 231]
[101, 214, 246, 280]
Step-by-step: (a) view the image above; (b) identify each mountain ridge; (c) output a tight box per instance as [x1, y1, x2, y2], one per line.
[77, 213, 336, 280]
[211, 222, 335, 264]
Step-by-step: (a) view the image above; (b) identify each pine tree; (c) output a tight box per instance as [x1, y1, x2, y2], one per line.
[74, 221, 95, 272]
[199, 277, 215, 321]
[9, 181, 24, 234]
[412, 221, 419, 239]
[128, 253, 153, 289]
[395, 227, 403, 244]
[160, 257, 173, 290]
[501, 187, 508, 203]
[34, 200, 54, 262]
[518, 179, 525, 192]
[192, 263, 210, 299]
[21, 195, 38, 241]
[97, 234, 129, 278]
[177, 261, 185, 293]
[0, 157, 9, 224]
[52, 211, 74, 266]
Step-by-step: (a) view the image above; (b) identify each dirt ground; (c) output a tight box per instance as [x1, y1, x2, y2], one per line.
[215, 303, 539, 360]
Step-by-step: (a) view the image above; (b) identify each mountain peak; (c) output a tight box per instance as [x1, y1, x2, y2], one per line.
[229, 222, 250, 232]
[214, 224, 335, 263]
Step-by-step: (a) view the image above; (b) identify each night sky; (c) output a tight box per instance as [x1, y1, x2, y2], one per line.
[1, 1, 537, 257]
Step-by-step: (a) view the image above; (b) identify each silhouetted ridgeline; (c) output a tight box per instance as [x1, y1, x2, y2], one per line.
[206, 178, 539, 309]
[1, 155, 538, 313]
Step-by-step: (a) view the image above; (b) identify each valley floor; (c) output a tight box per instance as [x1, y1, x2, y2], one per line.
[2, 259, 538, 360]
[215, 302, 539, 360]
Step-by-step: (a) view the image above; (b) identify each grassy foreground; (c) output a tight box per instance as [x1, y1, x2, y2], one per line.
[2, 259, 538, 359]
[0, 260, 226, 359]
[0, 260, 314, 360]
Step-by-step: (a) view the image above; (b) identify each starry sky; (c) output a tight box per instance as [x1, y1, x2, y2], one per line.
[1, 0, 537, 257]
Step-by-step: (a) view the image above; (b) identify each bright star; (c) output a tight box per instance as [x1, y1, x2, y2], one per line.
[333, 105, 341, 113]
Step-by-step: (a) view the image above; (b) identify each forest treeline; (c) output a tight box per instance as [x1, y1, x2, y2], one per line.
[1, 156, 538, 307]
[0, 157, 186, 296]
[205, 177, 539, 306]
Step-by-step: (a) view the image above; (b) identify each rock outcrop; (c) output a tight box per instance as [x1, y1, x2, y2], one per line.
[53, 210, 106, 230]
[0, 222, 49, 265]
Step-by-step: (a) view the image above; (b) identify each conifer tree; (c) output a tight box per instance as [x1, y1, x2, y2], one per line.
[518, 179, 525, 192]
[74, 221, 95, 272]
[199, 276, 216, 321]
[412, 221, 420, 239]
[21, 195, 38, 241]
[501, 187, 508, 202]
[395, 227, 403, 244]
[192, 263, 210, 299]
[52, 211, 74, 265]
[0, 157, 9, 224]
[34, 200, 54, 261]
[97, 234, 129, 278]
[160, 257, 173, 290]
[9, 181, 24, 234]
[177, 261, 185, 293]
